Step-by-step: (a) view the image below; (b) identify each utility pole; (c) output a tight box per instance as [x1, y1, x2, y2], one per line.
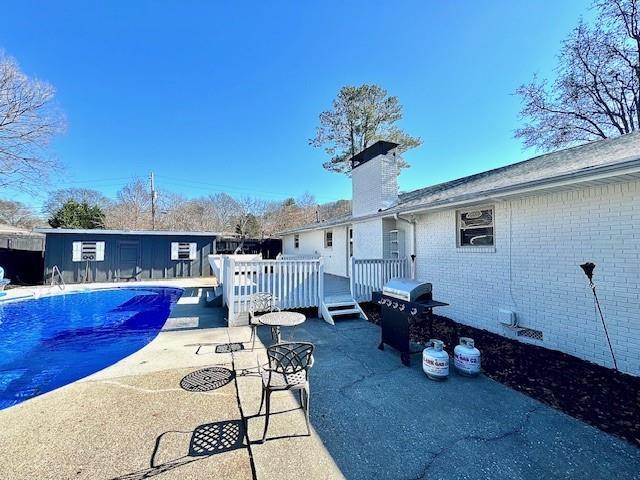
[149, 171, 157, 230]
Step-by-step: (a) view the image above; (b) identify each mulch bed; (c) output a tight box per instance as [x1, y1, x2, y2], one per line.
[361, 303, 640, 447]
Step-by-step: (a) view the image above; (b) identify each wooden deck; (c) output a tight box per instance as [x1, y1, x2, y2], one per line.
[323, 274, 352, 303]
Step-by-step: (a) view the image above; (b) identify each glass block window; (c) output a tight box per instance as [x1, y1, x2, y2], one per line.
[457, 207, 494, 247]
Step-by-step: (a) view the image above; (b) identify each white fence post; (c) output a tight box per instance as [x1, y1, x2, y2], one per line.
[349, 256, 356, 299]
[227, 257, 236, 325]
[318, 257, 325, 318]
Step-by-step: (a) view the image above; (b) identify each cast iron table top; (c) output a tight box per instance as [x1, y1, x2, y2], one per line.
[258, 311, 306, 327]
[258, 311, 306, 343]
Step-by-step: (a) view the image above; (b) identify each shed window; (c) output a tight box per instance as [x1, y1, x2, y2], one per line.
[294, 234, 300, 249]
[171, 242, 197, 260]
[324, 230, 333, 248]
[457, 207, 494, 247]
[72, 241, 105, 262]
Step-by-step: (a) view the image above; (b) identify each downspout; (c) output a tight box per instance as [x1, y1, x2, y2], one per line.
[394, 213, 417, 279]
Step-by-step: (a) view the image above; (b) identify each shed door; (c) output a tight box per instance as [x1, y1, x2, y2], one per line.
[117, 241, 141, 281]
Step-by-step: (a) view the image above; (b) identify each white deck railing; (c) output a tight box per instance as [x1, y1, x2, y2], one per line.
[209, 253, 261, 284]
[276, 253, 321, 260]
[222, 257, 324, 326]
[350, 257, 409, 302]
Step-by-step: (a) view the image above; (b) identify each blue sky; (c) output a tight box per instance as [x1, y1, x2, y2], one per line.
[1, 0, 593, 211]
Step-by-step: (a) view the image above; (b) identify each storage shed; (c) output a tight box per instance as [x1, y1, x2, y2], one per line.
[36, 228, 219, 284]
[0, 224, 45, 285]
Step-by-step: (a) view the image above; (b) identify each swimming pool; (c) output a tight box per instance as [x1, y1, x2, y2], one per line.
[0, 287, 182, 409]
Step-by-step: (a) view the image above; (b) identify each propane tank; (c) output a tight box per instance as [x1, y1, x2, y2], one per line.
[454, 337, 481, 377]
[422, 339, 449, 381]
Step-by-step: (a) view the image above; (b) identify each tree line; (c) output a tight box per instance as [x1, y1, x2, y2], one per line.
[0, 181, 351, 237]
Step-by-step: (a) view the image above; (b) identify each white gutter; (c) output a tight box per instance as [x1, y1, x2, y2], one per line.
[394, 213, 417, 279]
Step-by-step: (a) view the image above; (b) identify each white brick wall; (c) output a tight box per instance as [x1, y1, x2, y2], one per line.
[414, 179, 640, 375]
[352, 153, 398, 216]
[282, 226, 349, 277]
[353, 219, 384, 259]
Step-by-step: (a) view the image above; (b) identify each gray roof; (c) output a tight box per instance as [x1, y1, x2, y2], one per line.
[0, 224, 44, 236]
[34, 228, 222, 237]
[279, 132, 640, 235]
[279, 213, 354, 235]
[397, 131, 640, 211]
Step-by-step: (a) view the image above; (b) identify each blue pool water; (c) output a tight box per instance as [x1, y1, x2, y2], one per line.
[0, 287, 182, 409]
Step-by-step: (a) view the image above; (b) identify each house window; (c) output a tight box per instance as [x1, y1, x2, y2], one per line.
[457, 207, 494, 247]
[171, 242, 197, 260]
[72, 241, 105, 262]
[324, 230, 333, 248]
[294, 234, 300, 249]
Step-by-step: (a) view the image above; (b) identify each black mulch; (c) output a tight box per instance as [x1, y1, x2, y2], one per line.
[361, 303, 640, 447]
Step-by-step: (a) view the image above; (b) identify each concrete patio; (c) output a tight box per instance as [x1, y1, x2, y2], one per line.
[0, 286, 638, 479]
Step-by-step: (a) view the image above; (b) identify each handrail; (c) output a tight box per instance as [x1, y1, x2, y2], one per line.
[51, 265, 66, 290]
[350, 257, 408, 302]
[223, 257, 324, 326]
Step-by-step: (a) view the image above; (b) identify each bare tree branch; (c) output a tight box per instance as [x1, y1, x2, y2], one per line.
[0, 52, 65, 193]
[515, 2, 640, 150]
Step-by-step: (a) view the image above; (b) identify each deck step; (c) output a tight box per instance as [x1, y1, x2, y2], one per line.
[320, 296, 368, 325]
[326, 301, 359, 309]
[329, 308, 361, 316]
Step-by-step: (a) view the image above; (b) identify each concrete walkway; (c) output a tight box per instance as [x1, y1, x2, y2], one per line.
[0, 287, 638, 479]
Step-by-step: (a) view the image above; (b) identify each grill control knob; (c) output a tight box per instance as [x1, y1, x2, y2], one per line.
[392, 302, 398, 309]
[410, 308, 418, 315]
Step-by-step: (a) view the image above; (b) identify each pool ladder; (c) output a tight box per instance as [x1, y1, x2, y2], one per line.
[51, 265, 66, 290]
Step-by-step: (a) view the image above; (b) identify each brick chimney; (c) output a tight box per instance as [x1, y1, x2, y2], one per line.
[351, 141, 399, 216]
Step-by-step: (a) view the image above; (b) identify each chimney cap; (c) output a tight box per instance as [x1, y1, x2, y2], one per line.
[350, 140, 399, 169]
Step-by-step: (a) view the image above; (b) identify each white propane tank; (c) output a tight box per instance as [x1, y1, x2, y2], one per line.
[422, 339, 449, 381]
[454, 337, 481, 377]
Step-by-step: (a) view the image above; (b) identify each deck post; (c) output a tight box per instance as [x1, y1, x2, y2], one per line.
[227, 257, 236, 325]
[317, 258, 325, 318]
[349, 256, 356, 299]
[221, 256, 227, 307]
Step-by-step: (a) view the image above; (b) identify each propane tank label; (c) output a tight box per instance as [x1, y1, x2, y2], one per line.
[454, 352, 481, 374]
[423, 356, 449, 377]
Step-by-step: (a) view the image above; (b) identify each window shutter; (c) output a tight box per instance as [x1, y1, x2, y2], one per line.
[95, 242, 105, 261]
[72, 242, 82, 262]
[170, 242, 179, 260]
[189, 243, 197, 260]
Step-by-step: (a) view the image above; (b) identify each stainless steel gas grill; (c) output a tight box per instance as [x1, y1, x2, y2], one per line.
[373, 278, 449, 367]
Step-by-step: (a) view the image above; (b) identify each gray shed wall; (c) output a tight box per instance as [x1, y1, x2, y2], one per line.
[43, 233, 216, 284]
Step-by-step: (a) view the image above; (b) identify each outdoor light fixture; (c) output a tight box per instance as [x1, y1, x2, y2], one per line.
[580, 262, 618, 370]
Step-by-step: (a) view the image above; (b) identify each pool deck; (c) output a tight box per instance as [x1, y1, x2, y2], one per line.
[0, 283, 638, 479]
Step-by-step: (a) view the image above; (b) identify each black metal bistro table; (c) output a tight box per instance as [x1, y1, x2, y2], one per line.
[372, 291, 449, 367]
[258, 311, 306, 343]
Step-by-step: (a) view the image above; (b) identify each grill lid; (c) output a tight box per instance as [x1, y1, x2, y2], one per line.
[382, 277, 432, 301]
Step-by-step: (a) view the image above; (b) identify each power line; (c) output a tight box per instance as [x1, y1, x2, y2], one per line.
[155, 175, 344, 202]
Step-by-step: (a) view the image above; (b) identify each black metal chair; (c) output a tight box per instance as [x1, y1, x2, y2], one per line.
[248, 293, 279, 351]
[257, 342, 314, 443]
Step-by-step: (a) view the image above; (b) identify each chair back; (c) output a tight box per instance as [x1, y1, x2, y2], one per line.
[267, 342, 314, 375]
[249, 292, 275, 318]
[0, 267, 4, 279]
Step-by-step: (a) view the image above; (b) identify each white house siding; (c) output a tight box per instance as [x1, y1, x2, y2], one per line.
[414, 179, 640, 375]
[282, 226, 349, 277]
[352, 219, 384, 259]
